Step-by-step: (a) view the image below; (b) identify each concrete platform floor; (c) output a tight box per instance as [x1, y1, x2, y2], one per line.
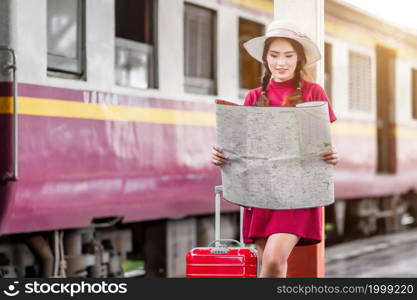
[325, 227, 417, 277]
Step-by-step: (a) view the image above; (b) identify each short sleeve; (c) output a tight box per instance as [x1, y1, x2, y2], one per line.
[310, 84, 337, 123]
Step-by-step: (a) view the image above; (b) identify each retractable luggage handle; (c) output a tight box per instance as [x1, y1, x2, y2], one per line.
[208, 239, 244, 248]
[214, 185, 244, 248]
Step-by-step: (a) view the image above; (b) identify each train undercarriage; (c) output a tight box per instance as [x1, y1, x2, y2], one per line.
[326, 191, 417, 245]
[0, 191, 416, 278]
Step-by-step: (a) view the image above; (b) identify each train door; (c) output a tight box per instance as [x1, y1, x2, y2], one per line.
[376, 45, 397, 173]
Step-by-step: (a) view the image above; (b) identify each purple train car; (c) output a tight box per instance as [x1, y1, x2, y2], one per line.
[1, 0, 417, 278]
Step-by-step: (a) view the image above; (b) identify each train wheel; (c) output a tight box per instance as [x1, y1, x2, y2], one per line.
[403, 191, 417, 227]
[346, 198, 379, 237]
[381, 195, 408, 233]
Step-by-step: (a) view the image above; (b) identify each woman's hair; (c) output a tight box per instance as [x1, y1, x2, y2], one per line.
[256, 37, 308, 107]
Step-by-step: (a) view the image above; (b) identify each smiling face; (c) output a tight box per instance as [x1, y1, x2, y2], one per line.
[265, 38, 298, 82]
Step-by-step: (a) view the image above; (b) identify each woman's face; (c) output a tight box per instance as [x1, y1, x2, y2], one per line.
[266, 38, 298, 82]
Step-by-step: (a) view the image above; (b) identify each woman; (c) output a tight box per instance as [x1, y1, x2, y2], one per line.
[211, 20, 339, 278]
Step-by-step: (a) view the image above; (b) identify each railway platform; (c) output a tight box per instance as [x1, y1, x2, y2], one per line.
[325, 227, 417, 277]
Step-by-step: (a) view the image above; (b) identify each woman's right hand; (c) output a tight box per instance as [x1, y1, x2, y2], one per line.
[211, 145, 229, 166]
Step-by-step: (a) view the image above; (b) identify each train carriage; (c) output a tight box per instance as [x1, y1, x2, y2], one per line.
[0, 0, 417, 277]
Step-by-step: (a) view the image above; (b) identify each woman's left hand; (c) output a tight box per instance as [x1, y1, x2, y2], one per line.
[320, 147, 339, 166]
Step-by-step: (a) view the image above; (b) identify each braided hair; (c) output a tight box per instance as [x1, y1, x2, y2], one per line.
[256, 37, 307, 107]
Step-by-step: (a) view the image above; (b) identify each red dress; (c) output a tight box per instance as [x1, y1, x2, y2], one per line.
[242, 78, 337, 246]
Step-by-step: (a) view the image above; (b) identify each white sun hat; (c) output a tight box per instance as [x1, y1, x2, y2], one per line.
[243, 20, 321, 66]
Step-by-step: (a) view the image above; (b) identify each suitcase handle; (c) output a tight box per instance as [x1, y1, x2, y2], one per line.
[208, 239, 244, 248]
[214, 186, 244, 247]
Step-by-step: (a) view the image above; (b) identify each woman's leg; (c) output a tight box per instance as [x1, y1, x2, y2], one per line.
[254, 238, 266, 265]
[254, 238, 266, 276]
[260, 233, 300, 278]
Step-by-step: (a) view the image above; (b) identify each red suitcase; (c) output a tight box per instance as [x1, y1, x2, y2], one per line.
[186, 186, 258, 278]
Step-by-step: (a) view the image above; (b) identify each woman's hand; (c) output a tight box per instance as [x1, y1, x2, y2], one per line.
[320, 147, 339, 166]
[211, 145, 229, 166]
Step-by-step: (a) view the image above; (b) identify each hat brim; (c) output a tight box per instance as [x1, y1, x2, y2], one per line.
[243, 35, 321, 66]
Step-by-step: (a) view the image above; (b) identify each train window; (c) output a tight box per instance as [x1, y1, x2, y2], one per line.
[348, 51, 372, 113]
[184, 3, 216, 95]
[412, 69, 417, 119]
[47, 0, 85, 76]
[239, 18, 264, 91]
[324, 42, 332, 103]
[115, 0, 157, 89]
